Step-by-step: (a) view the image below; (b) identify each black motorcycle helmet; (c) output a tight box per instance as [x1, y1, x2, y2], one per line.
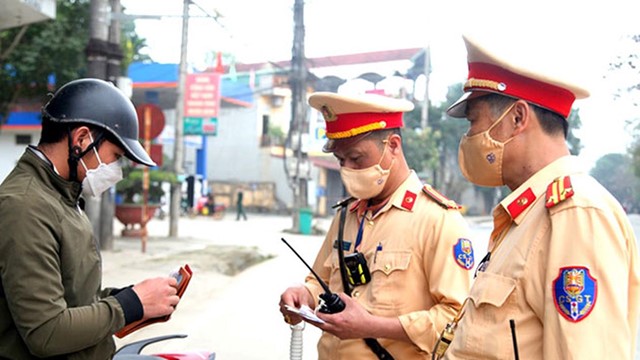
[41, 78, 156, 168]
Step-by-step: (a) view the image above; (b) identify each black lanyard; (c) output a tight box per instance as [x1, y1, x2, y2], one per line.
[336, 203, 394, 360]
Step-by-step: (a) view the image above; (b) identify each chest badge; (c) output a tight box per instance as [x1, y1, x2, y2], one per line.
[552, 266, 597, 322]
[453, 238, 475, 270]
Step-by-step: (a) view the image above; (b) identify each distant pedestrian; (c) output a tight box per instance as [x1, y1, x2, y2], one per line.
[236, 189, 247, 221]
[206, 192, 216, 217]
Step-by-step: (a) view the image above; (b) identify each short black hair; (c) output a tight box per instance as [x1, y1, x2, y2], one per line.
[38, 116, 119, 147]
[368, 128, 401, 150]
[480, 93, 567, 138]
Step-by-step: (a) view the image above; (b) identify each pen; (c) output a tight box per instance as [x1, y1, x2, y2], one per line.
[374, 242, 382, 263]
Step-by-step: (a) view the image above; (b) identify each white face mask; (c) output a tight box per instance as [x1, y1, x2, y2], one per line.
[80, 135, 123, 198]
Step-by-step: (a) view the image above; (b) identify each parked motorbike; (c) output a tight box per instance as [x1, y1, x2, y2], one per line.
[114, 334, 215, 360]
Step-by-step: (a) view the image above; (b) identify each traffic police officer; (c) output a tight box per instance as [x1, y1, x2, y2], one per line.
[279, 92, 474, 359]
[437, 35, 640, 359]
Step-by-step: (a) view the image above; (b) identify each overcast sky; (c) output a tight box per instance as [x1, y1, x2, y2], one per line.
[120, 0, 640, 169]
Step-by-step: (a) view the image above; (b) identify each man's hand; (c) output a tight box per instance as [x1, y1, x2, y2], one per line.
[279, 284, 316, 325]
[132, 277, 179, 320]
[316, 294, 410, 342]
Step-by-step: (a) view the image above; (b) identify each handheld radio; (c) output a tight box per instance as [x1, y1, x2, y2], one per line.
[281, 237, 345, 314]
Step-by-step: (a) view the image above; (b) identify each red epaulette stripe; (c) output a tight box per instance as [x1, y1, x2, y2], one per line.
[546, 176, 574, 208]
[422, 185, 461, 210]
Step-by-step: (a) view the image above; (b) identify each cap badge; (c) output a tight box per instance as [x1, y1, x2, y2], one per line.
[320, 105, 337, 122]
[465, 78, 508, 93]
[486, 152, 496, 164]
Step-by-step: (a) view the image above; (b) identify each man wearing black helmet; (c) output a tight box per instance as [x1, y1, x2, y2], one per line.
[0, 78, 180, 359]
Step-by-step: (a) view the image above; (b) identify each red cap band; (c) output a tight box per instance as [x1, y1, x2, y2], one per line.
[325, 111, 403, 139]
[466, 62, 576, 118]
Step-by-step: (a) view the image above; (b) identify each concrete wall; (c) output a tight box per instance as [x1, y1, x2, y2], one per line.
[205, 104, 296, 210]
[0, 130, 39, 182]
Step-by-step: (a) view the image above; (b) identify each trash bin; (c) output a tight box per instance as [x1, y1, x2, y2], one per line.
[299, 207, 313, 235]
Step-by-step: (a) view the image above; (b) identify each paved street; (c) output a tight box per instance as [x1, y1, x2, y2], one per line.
[103, 212, 640, 359]
[105, 213, 329, 359]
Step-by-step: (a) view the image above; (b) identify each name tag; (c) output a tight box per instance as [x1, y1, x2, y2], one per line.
[333, 240, 352, 251]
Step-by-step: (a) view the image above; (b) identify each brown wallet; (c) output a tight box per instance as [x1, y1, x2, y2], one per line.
[115, 264, 193, 338]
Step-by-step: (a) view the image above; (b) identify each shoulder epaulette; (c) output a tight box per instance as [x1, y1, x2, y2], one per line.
[332, 196, 355, 209]
[422, 184, 461, 210]
[546, 176, 574, 208]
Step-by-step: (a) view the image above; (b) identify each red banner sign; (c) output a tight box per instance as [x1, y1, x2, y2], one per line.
[184, 73, 221, 118]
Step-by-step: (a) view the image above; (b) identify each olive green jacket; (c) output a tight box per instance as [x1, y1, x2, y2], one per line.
[0, 149, 139, 359]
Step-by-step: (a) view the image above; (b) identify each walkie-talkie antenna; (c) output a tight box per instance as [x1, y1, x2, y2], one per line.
[281, 237, 345, 314]
[281, 237, 331, 294]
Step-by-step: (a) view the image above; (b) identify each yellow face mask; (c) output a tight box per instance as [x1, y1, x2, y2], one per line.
[339, 141, 394, 200]
[457, 103, 515, 187]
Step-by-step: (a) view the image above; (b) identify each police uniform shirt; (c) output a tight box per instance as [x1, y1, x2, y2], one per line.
[305, 171, 474, 359]
[445, 155, 640, 359]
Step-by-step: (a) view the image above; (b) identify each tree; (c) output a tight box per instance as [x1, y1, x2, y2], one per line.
[0, 0, 150, 121]
[609, 34, 640, 176]
[591, 153, 640, 212]
[566, 108, 583, 155]
[120, 17, 151, 73]
[402, 106, 439, 180]
[0, 0, 90, 120]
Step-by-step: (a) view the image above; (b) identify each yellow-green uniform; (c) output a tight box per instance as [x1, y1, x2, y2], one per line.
[445, 155, 640, 359]
[305, 171, 474, 359]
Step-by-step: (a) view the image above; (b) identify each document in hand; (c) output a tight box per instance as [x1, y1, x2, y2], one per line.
[115, 264, 193, 338]
[285, 304, 325, 324]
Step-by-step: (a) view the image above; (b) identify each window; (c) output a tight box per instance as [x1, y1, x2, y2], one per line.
[15, 134, 32, 145]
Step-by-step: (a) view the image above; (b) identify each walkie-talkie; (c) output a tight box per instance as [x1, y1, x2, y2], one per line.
[281, 237, 345, 314]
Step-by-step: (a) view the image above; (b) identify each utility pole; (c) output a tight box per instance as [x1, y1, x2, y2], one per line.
[420, 46, 431, 129]
[288, 0, 309, 232]
[86, 0, 110, 247]
[98, 0, 124, 250]
[169, 0, 190, 237]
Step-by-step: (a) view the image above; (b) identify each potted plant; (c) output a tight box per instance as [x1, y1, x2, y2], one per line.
[115, 164, 177, 236]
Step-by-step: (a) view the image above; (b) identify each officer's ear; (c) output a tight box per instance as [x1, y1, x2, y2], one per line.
[511, 100, 530, 136]
[386, 133, 402, 154]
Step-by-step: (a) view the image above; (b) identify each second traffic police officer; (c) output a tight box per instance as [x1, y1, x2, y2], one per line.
[279, 91, 474, 359]
[437, 35, 640, 359]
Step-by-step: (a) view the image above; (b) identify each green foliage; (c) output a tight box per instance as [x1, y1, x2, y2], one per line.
[116, 164, 178, 204]
[0, 0, 90, 118]
[402, 107, 439, 176]
[591, 153, 640, 212]
[566, 109, 583, 155]
[0, 0, 150, 119]
[120, 18, 151, 73]
[268, 124, 286, 146]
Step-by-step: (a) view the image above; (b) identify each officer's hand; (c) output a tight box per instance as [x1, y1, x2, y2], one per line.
[316, 293, 374, 339]
[279, 284, 315, 325]
[133, 276, 179, 320]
